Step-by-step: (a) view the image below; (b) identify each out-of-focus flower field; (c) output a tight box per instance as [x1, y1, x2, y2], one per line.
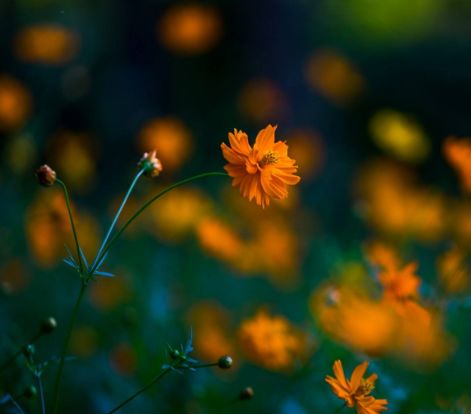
[1, 0, 471, 413]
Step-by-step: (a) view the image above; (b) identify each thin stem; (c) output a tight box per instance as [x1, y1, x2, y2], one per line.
[334, 402, 347, 413]
[36, 374, 46, 414]
[90, 172, 227, 275]
[91, 169, 144, 271]
[51, 281, 87, 414]
[10, 397, 26, 414]
[191, 362, 219, 369]
[56, 179, 83, 272]
[106, 366, 173, 414]
[0, 331, 42, 372]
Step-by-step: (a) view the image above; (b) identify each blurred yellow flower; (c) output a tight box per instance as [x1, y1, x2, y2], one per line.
[14, 24, 79, 64]
[444, 136, 471, 193]
[379, 262, 421, 302]
[158, 4, 221, 54]
[369, 109, 429, 163]
[47, 131, 96, 192]
[138, 118, 193, 172]
[355, 160, 446, 241]
[148, 187, 212, 242]
[0, 75, 32, 131]
[305, 50, 364, 105]
[238, 309, 308, 371]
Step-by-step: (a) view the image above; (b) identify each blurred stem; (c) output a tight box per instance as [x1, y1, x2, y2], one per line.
[56, 179, 83, 272]
[91, 169, 144, 272]
[106, 365, 173, 414]
[91, 171, 227, 275]
[51, 281, 87, 414]
[0, 331, 42, 373]
[36, 374, 46, 414]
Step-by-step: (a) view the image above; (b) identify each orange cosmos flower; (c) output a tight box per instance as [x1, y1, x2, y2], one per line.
[221, 125, 300, 208]
[326, 360, 388, 414]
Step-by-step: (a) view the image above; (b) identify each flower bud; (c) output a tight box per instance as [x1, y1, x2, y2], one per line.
[217, 355, 233, 369]
[239, 386, 254, 400]
[36, 164, 56, 186]
[40, 317, 57, 334]
[22, 344, 35, 359]
[138, 151, 163, 178]
[24, 385, 38, 399]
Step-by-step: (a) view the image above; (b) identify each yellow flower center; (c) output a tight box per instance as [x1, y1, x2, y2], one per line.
[356, 379, 375, 396]
[259, 151, 279, 167]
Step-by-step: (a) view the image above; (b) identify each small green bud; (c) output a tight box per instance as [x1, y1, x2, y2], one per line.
[40, 317, 57, 334]
[239, 387, 254, 401]
[169, 348, 181, 360]
[22, 344, 35, 359]
[24, 385, 38, 399]
[217, 355, 233, 369]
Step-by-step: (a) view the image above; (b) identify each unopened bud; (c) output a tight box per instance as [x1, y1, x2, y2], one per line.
[36, 165, 56, 186]
[217, 355, 233, 369]
[239, 386, 254, 400]
[40, 317, 57, 334]
[138, 151, 163, 178]
[22, 344, 35, 359]
[24, 385, 38, 399]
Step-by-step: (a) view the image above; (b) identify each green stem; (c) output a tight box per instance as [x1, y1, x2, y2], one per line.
[106, 366, 173, 414]
[90, 171, 227, 275]
[36, 374, 46, 414]
[91, 169, 144, 271]
[56, 179, 83, 272]
[51, 281, 87, 414]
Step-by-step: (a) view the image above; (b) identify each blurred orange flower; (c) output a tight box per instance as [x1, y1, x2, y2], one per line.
[437, 247, 469, 294]
[305, 50, 364, 105]
[312, 286, 398, 356]
[187, 302, 236, 363]
[221, 125, 300, 208]
[0, 75, 32, 131]
[196, 216, 243, 263]
[379, 262, 421, 302]
[158, 4, 221, 54]
[238, 309, 308, 371]
[14, 24, 79, 65]
[325, 360, 388, 414]
[137, 118, 193, 171]
[444, 136, 471, 192]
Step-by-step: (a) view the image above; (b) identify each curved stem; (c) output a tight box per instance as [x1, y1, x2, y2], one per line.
[106, 367, 173, 414]
[51, 281, 87, 414]
[56, 179, 83, 272]
[91, 169, 144, 271]
[90, 172, 227, 275]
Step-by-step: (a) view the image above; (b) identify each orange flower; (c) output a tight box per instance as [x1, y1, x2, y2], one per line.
[443, 136, 471, 192]
[379, 262, 421, 302]
[326, 360, 388, 414]
[221, 125, 300, 208]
